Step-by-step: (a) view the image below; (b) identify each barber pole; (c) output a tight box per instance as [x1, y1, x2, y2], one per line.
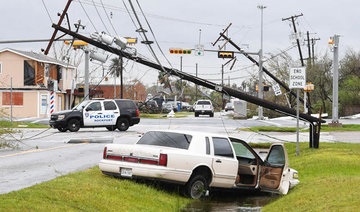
[50, 91, 55, 114]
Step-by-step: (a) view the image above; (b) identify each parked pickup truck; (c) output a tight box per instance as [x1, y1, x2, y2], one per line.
[99, 130, 299, 199]
[49, 99, 140, 132]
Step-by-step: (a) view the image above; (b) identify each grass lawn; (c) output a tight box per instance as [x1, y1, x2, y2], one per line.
[239, 124, 360, 132]
[0, 120, 49, 128]
[263, 142, 360, 211]
[0, 166, 192, 212]
[140, 112, 193, 119]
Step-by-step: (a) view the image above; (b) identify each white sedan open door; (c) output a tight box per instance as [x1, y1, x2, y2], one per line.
[259, 144, 291, 195]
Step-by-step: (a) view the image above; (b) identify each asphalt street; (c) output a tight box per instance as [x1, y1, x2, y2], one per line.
[1, 113, 360, 194]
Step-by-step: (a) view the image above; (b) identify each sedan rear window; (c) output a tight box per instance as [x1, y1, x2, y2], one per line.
[137, 131, 192, 149]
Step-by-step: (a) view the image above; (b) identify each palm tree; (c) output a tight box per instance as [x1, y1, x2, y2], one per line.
[109, 57, 123, 98]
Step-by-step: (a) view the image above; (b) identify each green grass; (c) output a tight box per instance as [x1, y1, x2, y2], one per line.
[0, 166, 192, 212]
[238, 126, 299, 132]
[239, 124, 360, 132]
[140, 112, 193, 119]
[0, 120, 49, 128]
[320, 124, 360, 131]
[263, 142, 360, 211]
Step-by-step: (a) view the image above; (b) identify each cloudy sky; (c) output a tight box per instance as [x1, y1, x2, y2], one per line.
[0, 0, 358, 86]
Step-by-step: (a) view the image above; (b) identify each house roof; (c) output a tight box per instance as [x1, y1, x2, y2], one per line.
[0, 48, 76, 69]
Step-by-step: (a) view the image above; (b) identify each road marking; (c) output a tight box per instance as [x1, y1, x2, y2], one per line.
[0, 143, 86, 159]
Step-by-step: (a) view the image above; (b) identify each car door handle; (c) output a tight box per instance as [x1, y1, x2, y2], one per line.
[216, 159, 222, 163]
[97, 113, 103, 114]
[114, 112, 119, 114]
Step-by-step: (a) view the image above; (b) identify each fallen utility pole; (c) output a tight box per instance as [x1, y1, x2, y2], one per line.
[50, 24, 324, 148]
[214, 31, 309, 108]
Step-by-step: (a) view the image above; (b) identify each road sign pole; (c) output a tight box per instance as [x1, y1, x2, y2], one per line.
[296, 88, 300, 156]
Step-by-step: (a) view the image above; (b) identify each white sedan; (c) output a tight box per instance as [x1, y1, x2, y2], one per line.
[99, 130, 299, 199]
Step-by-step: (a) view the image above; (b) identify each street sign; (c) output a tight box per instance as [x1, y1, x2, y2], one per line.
[194, 44, 204, 56]
[289, 67, 306, 89]
[273, 84, 282, 96]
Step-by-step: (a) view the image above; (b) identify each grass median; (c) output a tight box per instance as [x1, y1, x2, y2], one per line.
[263, 142, 360, 211]
[0, 166, 191, 211]
[0, 120, 49, 128]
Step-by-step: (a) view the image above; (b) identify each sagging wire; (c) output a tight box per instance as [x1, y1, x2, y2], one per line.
[135, 0, 173, 69]
[100, 0, 119, 36]
[78, 0, 98, 32]
[91, 0, 110, 34]
[41, 0, 54, 23]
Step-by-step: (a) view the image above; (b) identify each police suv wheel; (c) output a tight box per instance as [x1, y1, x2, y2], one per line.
[57, 127, 67, 132]
[106, 126, 116, 131]
[117, 118, 129, 131]
[68, 119, 80, 132]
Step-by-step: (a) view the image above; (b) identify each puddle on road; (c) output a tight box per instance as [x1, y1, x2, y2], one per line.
[182, 190, 278, 212]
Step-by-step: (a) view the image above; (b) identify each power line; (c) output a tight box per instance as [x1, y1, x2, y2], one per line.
[100, 0, 119, 35]
[41, 0, 54, 23]
[135, 0, 173, 68]
[91, 0, 110, 33]
[76, 0, 245, 29]
[78, 0, 98, 32]
[126, 0, 178, 84]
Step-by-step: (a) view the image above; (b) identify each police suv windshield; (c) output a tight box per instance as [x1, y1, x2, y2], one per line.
[73, 100, 90, 110]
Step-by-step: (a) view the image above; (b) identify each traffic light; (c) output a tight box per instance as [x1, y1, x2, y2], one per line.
[64, 40, 88, 49]
[256, 84, 270, 92]
[218, 51, 234, 58]
[169, 49, 192, 54]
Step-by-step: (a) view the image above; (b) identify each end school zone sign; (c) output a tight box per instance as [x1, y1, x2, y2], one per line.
[289, 67, 306, 89]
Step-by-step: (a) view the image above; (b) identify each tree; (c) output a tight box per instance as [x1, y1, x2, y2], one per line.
[306, 53, 333, 114]
[109, 57, 121, 77]
[109, 57, 123, 98]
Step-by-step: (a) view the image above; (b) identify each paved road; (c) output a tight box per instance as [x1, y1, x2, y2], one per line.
[1, 114, 360, 194]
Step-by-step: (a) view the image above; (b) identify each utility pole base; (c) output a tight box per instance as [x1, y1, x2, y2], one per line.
[328, 122, 342, 128]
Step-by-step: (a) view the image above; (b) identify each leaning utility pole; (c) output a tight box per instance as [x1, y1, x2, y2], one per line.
[282, 14, 304, 67]
[213, 25, 308, 108]
[306, 31, 312, 67]
[44, 0, 73, 55]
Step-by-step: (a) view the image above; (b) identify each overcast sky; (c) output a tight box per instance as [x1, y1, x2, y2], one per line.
[0, 0, 358, 86]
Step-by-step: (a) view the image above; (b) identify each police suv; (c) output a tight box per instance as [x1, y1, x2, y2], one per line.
[49, 99, 140, 132]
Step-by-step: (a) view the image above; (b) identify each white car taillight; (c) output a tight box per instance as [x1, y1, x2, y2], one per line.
[103, 146, 107, 159]
[159, 153, 167, 166]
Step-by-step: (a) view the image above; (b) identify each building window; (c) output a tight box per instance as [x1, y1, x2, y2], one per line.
[40, 94, 48, 114]
[57, 65, 62, 83]
[24, 61, 35, 85]
[0, 62, 2, 74]
[2, 92, 23, 106]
